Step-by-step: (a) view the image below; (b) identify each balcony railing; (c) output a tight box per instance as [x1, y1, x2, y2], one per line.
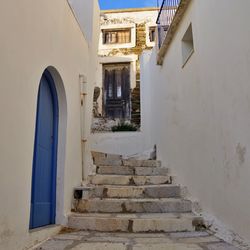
[156, 0, 180, 48]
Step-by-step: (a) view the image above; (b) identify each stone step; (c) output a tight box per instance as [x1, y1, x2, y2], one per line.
[92, 151, 122, 160]
[74, 184, 181, 199]
[88, 175, 173, 186]
[131, 114, 141, 118]
[68, 213, 203, 233]
[92, 154, 161, 167]
[92, 151, 123, 166]
[123, 160, 161, 167]
[74, 198, 192, 213]
[96, 166, 169, 176]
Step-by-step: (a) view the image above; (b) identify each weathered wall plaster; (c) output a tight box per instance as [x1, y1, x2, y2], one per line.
[0, 1, 99, 249]
[143, 0, 250, 244]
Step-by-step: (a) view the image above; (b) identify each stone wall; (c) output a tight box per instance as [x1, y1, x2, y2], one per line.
[94, 9, 158, 130]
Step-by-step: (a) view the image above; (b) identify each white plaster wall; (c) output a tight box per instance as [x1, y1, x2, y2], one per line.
[146, 0, 250, 243]
[82, 0, 101, 179]
[0, 0, 98, 249]
[68, 0, 95, 44]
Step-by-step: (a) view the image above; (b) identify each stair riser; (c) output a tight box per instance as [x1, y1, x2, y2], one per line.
[93, 155, 161, 167]
[78, 186, 181, 199]
[97, 166, 169, 176]
[70, 153, 203, 235]
[88, 175, 173, 186]
[68, 217, 195, 233]
[92, 152, 122, 166]
[75, 200, 192, 213]
[123, 160, 161, 167]
[95, 159, 123, 166]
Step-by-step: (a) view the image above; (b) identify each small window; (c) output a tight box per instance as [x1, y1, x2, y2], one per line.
[182, 23, 194, 66]
[103, 29, 131, 44]
[149, 27, 156, 42]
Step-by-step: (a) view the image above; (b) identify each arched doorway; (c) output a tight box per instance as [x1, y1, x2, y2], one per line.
[30, 70, 59, 229]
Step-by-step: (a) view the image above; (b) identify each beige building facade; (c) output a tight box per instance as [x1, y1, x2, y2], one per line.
[0, 0, 99, 249]
[90, 8, 159, 161]
[93, 8, 158, 130]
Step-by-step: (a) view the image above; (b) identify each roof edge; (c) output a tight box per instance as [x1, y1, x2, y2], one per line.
[101, 7, 159, 14]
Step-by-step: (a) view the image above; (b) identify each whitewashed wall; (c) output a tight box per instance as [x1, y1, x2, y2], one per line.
[144, 0, 250, 243]
[0, 0, 99, 249]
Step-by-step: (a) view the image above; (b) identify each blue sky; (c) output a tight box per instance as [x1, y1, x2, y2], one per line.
[99, 0, 158, 10]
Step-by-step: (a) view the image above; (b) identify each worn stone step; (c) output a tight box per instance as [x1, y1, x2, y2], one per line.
[92, 151, 122, 166]
[96, 166, 169, 176]
[74, 198, 192, 213]
[93, 156, 162, 167]
[74, 185, 181, 199]
[68, 213, 203, 233]
[88, 175, 173, 186]
[123, 160, 161, 167]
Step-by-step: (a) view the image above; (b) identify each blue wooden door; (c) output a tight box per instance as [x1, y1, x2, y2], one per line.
[30, 71, 58, 229]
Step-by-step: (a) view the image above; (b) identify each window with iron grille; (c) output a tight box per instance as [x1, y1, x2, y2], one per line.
[102, 29, 131, 44]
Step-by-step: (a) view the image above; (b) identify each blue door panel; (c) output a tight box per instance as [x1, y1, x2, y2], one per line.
[32, 202, 52, 228]
[30, 71, 58, 229]
[34, 147, 52, 201]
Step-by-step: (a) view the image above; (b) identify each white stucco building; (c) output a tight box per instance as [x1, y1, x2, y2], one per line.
[0, 0, 99, 249]
[1, 0, 250, 249]
[93, 8, 158, 127]
[142, 0, 250, 245]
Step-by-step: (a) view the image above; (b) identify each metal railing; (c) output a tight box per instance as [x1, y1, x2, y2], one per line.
[156, 0, 180, 48]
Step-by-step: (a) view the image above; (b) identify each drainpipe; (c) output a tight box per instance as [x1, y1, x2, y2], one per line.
[79, 74, 87, 181]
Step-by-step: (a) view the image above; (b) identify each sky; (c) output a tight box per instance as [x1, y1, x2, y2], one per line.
[99, 0, 159, 10]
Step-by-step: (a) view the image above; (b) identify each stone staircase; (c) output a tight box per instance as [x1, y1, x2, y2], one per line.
[68, 152, 204, 233]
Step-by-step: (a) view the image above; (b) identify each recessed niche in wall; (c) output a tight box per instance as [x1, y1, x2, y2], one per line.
[182, 23, 194, 67]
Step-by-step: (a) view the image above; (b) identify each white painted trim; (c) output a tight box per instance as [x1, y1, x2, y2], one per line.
[145, 22, 156, 48]
[99, 55, 137, 91]
[99, 55, 138, 64]
[99, 23, 136, 50]
[47, 66, 68, 226]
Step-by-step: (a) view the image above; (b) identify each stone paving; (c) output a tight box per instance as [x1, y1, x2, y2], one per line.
[33, 230, 240, 250]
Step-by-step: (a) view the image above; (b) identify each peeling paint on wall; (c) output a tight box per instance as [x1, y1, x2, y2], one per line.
[236, 143, 246, 166]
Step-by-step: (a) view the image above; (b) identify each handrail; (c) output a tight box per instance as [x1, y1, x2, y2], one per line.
[156, 0, 180, 48]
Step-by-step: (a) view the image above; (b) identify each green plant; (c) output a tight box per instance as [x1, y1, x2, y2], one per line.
[111, 122, 138, 132]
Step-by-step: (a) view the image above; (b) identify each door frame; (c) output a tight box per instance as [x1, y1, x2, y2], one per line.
[102, 62, 131, 119]
[30, 69, 59, 229]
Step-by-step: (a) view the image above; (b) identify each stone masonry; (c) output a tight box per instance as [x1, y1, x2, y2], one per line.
[34, 152, 241, 250]
[69, 152, 203, 233]
[93, 9, 159, 131]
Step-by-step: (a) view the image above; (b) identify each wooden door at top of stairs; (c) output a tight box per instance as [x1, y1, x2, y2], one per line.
[103, 63, 130, 119]
[30, 71, 58, 229]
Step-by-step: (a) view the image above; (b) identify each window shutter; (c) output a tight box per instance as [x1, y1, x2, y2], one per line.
[121, 67, 130, 100]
